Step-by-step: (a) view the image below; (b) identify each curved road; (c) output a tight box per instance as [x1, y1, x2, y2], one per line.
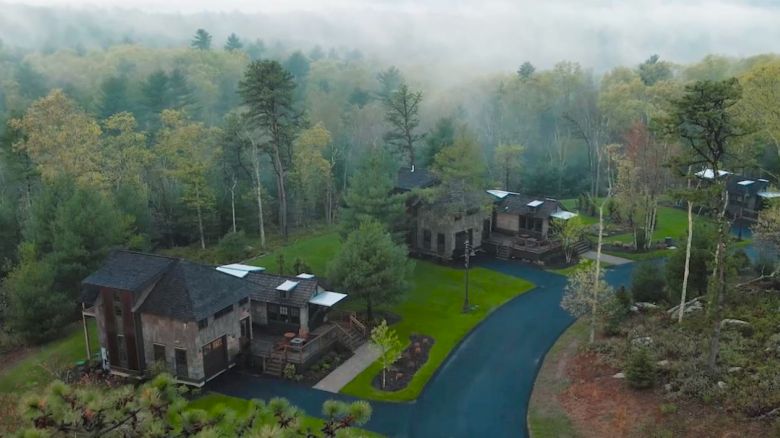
[209, 260, 636, 437]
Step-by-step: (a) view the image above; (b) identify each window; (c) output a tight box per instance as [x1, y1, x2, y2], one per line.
[240, 317, 250, 338]
[437, 233, 445, 253]
[113, 292, 123, 317]
[175, 348, 188, 378]
[423, 229, 432, 249]
[214, 304, 233, 320]
[268, 304, 300, 324]
[116, 334, 128, 367]
[153, 344, 166, 365]
[279, 306, 288, 316]
[198, 318, 208, 329]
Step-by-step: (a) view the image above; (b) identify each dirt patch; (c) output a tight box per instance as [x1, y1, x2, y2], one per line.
[556, 344, 774, 437]
[371, 334, 434, 392]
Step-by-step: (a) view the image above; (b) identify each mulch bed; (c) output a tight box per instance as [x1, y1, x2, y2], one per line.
[299, 347, 353, 385]
[371, 334, 435, 392]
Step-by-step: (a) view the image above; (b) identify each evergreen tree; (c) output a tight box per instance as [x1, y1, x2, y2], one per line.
[421, 117, 455, 167]
[14, 62, 48, 101]
[97, 75, 130, 119]
[239, 60, 302, 239]
[140, 70, 169, 130]
[517, 61, 536, 81]
[191, 28, 212, 50]
[376, 66, 403, 101]
[328, 219, 413, 321]
[384, 83, 424, 168]
[284, 51, 310, 82]
[224, 33, 243, 51]
[340, 154, 406, 241]
[638, 54, 672, 86]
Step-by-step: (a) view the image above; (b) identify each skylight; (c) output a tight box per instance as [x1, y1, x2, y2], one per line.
[527, 200, 543, 207]
[276, 280, 299, 292]
[296, 273, 315, 279]
[737, 180, 754, 186]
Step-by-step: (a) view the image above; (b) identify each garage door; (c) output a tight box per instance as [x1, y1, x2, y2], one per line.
[202, 336, 228, 380]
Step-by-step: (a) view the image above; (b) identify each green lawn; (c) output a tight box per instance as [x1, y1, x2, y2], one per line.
[188, 393, 384, 437]
[248, 232, 342, 275]
[340, 261, 533, 401]
[548, 258, 612, 276]
[604, 206, 691, 244]
[0, 320, 98, 393]
[248, 231, 534, 402]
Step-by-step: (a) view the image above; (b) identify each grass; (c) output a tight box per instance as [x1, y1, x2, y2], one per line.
[0, 320, 98, 394]
[248, 231, 534, 402]
[340, 261, 533, 401]
[188, 393, 384, 437]
[527, 319, 588, 438]
[248, 231, 342, 275]
[604, 206, 691, 244]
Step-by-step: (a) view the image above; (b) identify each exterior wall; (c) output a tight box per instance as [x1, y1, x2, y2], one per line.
[495, 212, 519, 232]
[140, 313, 199, 380]
[251, 301, 268, 325]
[194, 300, 250, 380]
[96, 288, 143, 372]
[413, 207, 488, 259]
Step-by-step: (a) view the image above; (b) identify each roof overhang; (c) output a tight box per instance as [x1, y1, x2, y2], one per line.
[216, 263, 265, 278]
[551, 211, 578, 220]
[695, 169, 732, 180]
[308, 291, 347, 307]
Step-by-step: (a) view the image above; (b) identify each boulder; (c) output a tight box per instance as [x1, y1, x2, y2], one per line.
[717, 381, 727, 390]
[635, 302, 660, 311]
[631, 336, 653, 348]
[657, 359, 670, 367]
[728, 367, 742, 373]
[613, 372, 625, 379]
[720, 319, 750, 329]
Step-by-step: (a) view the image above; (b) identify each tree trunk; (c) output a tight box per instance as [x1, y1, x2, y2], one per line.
[230, 177, 237, 234]
[196, 185, 205, 250]
[678, 200, 694, 323]
[251, 141, 266, 249]
[273, 147, 288, 239]
[591, 199, 606, 344]
[707, 182, 729, 371]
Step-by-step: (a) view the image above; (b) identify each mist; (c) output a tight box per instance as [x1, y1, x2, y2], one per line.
[3, 0, 780, 76]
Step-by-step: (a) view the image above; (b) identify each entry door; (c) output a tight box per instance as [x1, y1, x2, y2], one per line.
[202, 336, 228, 380]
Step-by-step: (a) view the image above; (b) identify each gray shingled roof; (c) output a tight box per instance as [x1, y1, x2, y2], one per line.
[395, 167, 437, 191]
[140, 260, 254, 321]
[244, 272, 318, 307]
[81, 251, 176, 304]
[498, 194, 566, 219]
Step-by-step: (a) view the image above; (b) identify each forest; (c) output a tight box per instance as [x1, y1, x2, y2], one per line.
[1, 20, 780, 346]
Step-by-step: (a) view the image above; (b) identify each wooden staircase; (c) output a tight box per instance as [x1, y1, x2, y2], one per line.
[264, 352, 285, 376]
[336, 313, 368, 351]
[496, 244, 512, 260]
[574, 239, 591, 255]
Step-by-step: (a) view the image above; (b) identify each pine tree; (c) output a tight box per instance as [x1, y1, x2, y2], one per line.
[224, 33, 243, 51]
[97, 75, 130, 119]
[191, 28, 212, 50]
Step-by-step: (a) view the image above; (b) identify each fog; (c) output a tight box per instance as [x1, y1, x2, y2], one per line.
[2, 0, 780, 75]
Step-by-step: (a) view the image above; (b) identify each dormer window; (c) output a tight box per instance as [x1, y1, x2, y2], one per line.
[276, 280, 299, 299]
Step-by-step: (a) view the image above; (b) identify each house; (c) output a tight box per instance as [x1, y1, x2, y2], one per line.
[695, 168, 778, 223]
[395, 166, 491, 261]
[484, 190, 578, 261]
[81, 251, 362, 385]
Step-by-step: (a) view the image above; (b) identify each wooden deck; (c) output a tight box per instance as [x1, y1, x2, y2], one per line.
[485, 232, 561, 255]
[250, 323, 342, 366]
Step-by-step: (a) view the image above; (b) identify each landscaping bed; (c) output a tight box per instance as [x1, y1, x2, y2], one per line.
[371, 334, 434, 392]
[298, 347, 353, 384]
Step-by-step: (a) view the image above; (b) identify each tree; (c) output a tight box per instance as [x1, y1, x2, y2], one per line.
[369, 319, 402, 390]
[11, 90, 105, 187]
[383, 83, 424, 168]
[284, 51, 310, 82]
[630, 262, 667, 303]
[97, 75, 130, 119]
[561, 265, 614, 344]
[340, 154, 407, 241]
[664, 78, 747, 371]
[421, 117, 456, 167]
[625, 347, 657, 389]
[292, 122, 335, 225]
[517, 61, 535, 81]
[638, 54, 672, 86]
[376, 66, 403, 101]
[493, 143, 524, 191]
[553, 216, 586, 264]
[754, 200, 780, 274]
[17, 373, 372, 437]
[327, 219, 413, 321]
[224, 33, 243, 51]
[239, 60, 302, 239]
[5, 244, 71, 343]
[429, 128, 488, 219]
[191, 28, 212, 50]
[157, 110, 219, 249]
[665, 222, 716, 303]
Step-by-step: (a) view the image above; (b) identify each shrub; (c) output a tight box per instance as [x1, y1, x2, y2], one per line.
[625, 347, 656, 389]
[659, 403, 677, 415]
[217, 230, 249, 262]
[282, 363, 296, 380]
[631, 262, 667, 303]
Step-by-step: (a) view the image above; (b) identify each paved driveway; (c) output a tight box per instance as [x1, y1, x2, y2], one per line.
[208, 260, 636, 437]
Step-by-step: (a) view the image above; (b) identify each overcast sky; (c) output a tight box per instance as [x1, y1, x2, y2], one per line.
[4, 0, 780, 73]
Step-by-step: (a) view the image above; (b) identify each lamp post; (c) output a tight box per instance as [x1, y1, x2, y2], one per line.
[463, 238, 472, 313]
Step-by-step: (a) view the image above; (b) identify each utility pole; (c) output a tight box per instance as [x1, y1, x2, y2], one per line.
[463, 238, 472, 313]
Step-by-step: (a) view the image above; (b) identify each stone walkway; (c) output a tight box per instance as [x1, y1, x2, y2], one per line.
[312, 342, 379, 393]
[581, 250, 633, 265]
